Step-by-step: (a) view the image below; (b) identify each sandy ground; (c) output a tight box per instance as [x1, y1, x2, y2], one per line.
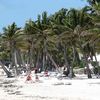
[0, 72, 100, 100]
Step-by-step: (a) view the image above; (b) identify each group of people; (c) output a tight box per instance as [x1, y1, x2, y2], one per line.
[26, 68, 49, 82]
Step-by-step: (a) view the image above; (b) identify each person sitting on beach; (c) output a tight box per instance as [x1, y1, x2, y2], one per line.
[44, 70, 49, 77]
[26, 73, 32, 81]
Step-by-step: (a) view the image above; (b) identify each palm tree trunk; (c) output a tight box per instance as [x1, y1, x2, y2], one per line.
[36, 50, 40, 68]
[30, 48, 33, 68]
[10, 46, 19, 76]
[69, 46, 75, 78]
[0, 61, 13, 77]
[42, 39, 47, 71]
[94, 54, 98, 64]
[10, 47, 15, 68]
[84, 53, 92, 78]
[93, 45, 99, 67]
[47, 52, 60, 73]
[79, 36, 92, 78]
[27, 48, 33, 69]
[14, 49, 19, 76]
[63, 45, 70, 76]
[21, 53, 26, 68]
[16, 49, 22, 68]
[94, 53, 100, 74]
[27, 49, 30, 64]
[42, 49, 46, 70]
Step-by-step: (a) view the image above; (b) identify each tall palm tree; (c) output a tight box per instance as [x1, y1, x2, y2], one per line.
[2, 22, 23, 76]
[60, 7, 93, 78]
[24, 12, 60, 72]
[86, 0, 100, 73]
[50, 8, 83, 77]
[35, 12, 60, 72]
[24, 19, 38, 71]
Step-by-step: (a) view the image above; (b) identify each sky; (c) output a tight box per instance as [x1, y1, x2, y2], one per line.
[0, 0, 88, 32]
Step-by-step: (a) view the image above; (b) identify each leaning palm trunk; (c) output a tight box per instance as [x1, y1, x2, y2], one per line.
[79, 36, 92, 78]
[47, 52, 60, 73]
[81, 48, 92, 78]
[0, 61, 13, 77]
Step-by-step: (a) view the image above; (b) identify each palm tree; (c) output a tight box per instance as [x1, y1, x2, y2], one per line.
[50, 8, 77, 78]
[61, 7, 93, 78]
[2, 22, 23, 76]
[86, 0, 100, 74]
[87, 0, 100, 6]
[24, 12, 60, 72]
[24, 19, 38, 71]
[35, 12, 60, 72]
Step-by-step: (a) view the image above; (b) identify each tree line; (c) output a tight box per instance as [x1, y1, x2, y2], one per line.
[0, 0, 100, 78]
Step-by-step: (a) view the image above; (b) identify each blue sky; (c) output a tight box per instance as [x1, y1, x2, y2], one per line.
[0, 0, 88, 31]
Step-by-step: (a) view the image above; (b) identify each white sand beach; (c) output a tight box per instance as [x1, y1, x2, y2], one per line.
[0, 71, 100, 100]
